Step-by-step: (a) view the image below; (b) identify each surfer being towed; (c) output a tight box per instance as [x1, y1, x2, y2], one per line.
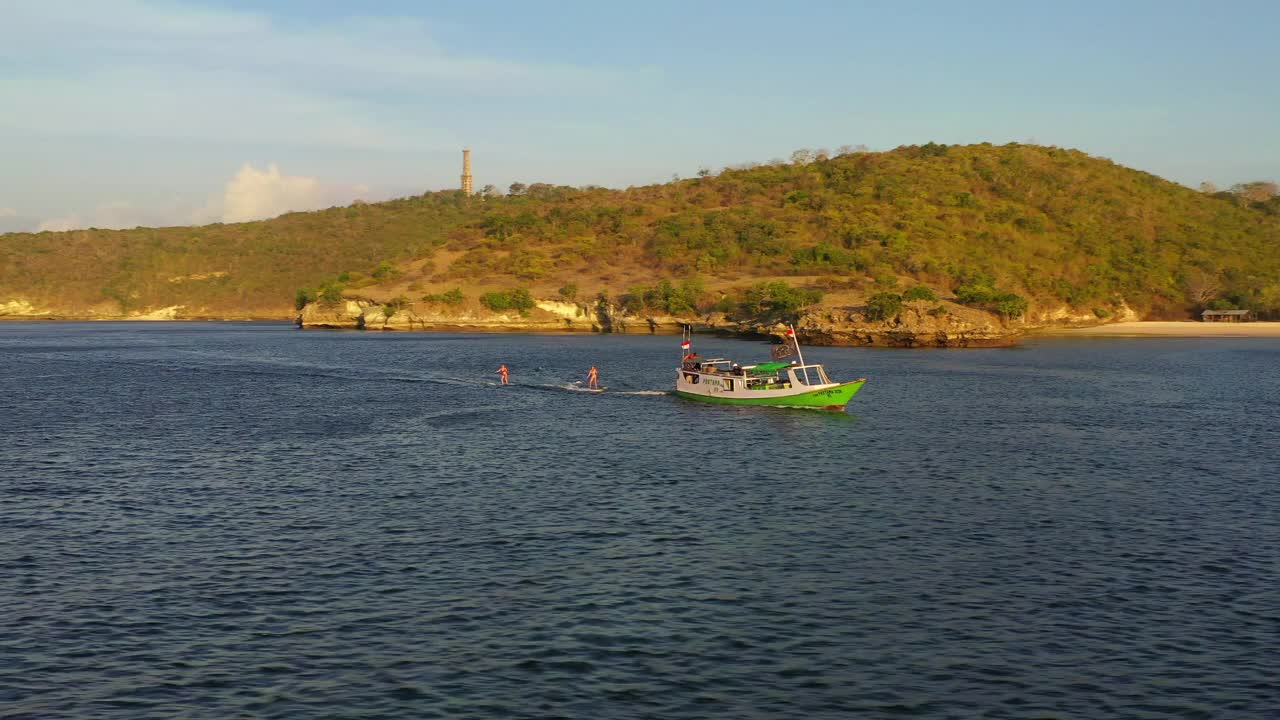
[586, 365, 599, 389]
[496, 364, 510, 385]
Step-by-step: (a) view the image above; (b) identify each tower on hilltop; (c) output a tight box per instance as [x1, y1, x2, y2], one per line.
[461, 149, 473, 196]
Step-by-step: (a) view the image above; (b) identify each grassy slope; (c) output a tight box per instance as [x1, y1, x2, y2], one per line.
[3, 143, 1278, 318]
[0, 196, 474, 316]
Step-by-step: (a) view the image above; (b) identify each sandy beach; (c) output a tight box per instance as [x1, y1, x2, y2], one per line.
[1040, 321, 1280, 337]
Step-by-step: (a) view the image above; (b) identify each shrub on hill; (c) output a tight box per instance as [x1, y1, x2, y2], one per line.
[480, 288, 536, 313]
[954, 275, 1029, 318]
[865, 293, 904, 321]
[294, 288, 315, 310]
[903, 286, 937, 302]
[422, 288, 465, 305]
[318, 281, 344, 305]
[736, 281, 823, 316]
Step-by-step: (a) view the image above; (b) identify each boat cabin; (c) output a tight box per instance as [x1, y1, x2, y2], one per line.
[679, 359, 834, 392]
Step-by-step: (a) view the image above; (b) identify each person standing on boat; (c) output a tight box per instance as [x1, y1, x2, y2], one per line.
[496, 364, 510, 385]
[587, 365, 599, 389]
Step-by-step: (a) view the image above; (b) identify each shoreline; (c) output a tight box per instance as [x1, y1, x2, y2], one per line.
[11, 316, 1278, 342]
[1036, 321, 1280, 337]
[1, 314, 1017, 347]
[0, 315, 287, 323]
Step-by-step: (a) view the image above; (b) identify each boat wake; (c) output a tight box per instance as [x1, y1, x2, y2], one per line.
[164, 349, 674, 398]
[541, 383, 604, 393]
[520, 383, 669, 397]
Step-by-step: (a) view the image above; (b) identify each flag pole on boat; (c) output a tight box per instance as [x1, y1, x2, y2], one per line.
[788, 324, 806, 367]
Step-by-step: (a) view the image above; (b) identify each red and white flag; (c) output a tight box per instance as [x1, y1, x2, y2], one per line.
[681, 339, 691, 350]
[772, 327, 797, 359]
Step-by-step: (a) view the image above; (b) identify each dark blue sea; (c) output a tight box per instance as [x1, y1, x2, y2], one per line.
[2, 322, 1277, 719]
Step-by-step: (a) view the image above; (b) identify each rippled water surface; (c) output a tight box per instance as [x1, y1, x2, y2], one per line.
[2, 323, 1278, 719]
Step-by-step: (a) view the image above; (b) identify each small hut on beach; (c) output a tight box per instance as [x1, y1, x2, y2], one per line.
[1201, 309, 1252, 323]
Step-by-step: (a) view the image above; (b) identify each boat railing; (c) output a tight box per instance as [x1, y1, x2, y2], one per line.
[788, 364, 831, 386]
[680, 358, 733, 371]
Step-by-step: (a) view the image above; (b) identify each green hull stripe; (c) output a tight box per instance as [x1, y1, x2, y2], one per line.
[675, 380, 865, 408]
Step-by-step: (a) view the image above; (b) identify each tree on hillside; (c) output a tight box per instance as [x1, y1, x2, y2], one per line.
[508, 182, 527, 196]
[791, 148, 816, 165]
[1230, 181, 1279, 203]
[294, 288, 315, 310]
[525, 183, 558, 199]
[1198, 181, 1218, 194]
[1183, 268, 1222, 306]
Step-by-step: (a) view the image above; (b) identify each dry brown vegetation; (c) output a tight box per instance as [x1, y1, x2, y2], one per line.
[3, 143, 1278, 319]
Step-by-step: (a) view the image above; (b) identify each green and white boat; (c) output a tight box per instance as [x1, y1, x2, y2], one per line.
[675, 327, 866, 410]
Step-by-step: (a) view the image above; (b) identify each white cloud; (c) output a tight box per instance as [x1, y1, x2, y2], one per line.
[217, 163, 326, 223]
[36, 164, 374, 230]
[0, 208, 16, 217]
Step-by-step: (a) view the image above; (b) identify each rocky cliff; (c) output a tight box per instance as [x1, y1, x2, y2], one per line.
[2, 290, 1114, 348]
[296, 298, 602, 332]
[783, 303, 1014, 348]
[0, 298, 276, 321]
[292, 294, 1101, 347]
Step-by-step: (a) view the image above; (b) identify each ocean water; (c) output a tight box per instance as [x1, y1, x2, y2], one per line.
[1, 322, 1277, 719]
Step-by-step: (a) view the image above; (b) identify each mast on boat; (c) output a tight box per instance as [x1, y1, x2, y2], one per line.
[788, 324, 814, 386]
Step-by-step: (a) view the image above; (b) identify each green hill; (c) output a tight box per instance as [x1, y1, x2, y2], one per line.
[3, 143, 1278, 320]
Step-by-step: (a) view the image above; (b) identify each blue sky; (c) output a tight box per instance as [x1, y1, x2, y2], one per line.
[1, 0, 1276, 232]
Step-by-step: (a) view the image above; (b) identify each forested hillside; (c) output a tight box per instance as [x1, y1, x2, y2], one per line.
[3, 143, 1278, 319]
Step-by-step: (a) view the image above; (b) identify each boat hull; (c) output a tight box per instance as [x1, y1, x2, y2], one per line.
[675, 379, 865, 410]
